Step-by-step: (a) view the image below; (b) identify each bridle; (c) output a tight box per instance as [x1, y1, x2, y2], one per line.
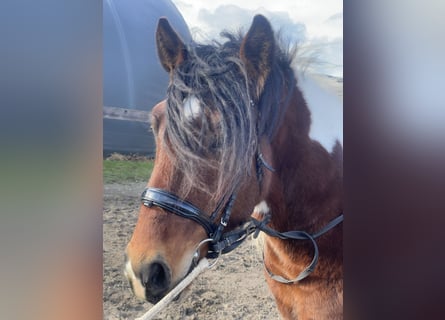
[140, 154, 343, 283]
[141, 188, 242, 259]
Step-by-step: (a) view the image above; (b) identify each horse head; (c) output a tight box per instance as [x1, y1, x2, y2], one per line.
[125, 15, 279, 303]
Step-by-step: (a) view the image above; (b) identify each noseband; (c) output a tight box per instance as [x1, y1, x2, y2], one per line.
[141, 188, 218, 237]
[141, 188, 246, 259]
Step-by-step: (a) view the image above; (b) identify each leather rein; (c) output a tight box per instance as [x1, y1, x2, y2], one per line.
[140, 155, 343, 283]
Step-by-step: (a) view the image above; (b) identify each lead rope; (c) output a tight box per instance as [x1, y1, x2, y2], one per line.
[134, 196, 234, 320]
[134, 213, 343, 320]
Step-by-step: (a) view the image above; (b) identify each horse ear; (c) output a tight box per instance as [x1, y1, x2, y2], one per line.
[240, 15, 275, 96]
[156, 17, 187, 72]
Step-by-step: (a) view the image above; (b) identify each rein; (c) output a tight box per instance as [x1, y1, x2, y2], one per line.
[140, 186, 343, 282]
[253, 214, 343, 283]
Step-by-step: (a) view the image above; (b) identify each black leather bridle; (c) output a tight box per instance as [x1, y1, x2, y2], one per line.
[140, 154, 343, 282]
[141, 187, 246, 259]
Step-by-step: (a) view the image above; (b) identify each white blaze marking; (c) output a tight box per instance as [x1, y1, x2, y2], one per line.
[124, 260, 146, 300]
[183, 95, 201, 119]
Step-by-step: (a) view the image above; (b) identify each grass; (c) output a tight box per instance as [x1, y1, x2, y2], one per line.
[103, 154, 154, 184]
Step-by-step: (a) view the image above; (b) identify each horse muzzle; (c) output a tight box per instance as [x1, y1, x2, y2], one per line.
[124, 258, 172, 303]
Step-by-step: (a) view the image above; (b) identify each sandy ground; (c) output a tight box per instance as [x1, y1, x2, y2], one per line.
[103, 182, 280, 320]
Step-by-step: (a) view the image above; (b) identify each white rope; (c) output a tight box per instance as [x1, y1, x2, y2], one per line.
[135, 258, 210, 320]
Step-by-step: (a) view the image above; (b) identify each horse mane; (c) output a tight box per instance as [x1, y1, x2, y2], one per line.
[163, 30, 298, 202]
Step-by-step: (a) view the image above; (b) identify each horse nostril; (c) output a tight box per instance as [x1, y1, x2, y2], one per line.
[141, 261, 171, 294]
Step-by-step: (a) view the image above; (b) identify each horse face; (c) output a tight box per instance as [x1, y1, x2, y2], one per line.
[125, 100, 259, 303]
[125, 15, 276, 303]
[124, 101, 205, 303]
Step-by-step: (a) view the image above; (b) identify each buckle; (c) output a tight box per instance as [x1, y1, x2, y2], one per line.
[220, 217, 228, 227]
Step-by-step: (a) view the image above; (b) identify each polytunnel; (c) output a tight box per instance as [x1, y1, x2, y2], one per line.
[103, 0, 192, 156]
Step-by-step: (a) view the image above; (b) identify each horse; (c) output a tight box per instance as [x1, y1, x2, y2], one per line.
[124, 15, 343, 320]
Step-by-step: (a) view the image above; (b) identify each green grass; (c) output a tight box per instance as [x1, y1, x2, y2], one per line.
[103, 158, 154, 184]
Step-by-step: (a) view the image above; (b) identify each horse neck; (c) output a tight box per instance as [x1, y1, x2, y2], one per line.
[263, 86, 343, 240]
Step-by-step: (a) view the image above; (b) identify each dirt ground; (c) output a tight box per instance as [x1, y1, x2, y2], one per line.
[103, 182, 280, 320]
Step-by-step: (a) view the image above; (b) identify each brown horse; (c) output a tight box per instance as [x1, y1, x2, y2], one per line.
[125, 15, 343, 319]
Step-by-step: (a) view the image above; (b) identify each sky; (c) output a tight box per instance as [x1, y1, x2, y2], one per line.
[171, 0, 343, 77]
